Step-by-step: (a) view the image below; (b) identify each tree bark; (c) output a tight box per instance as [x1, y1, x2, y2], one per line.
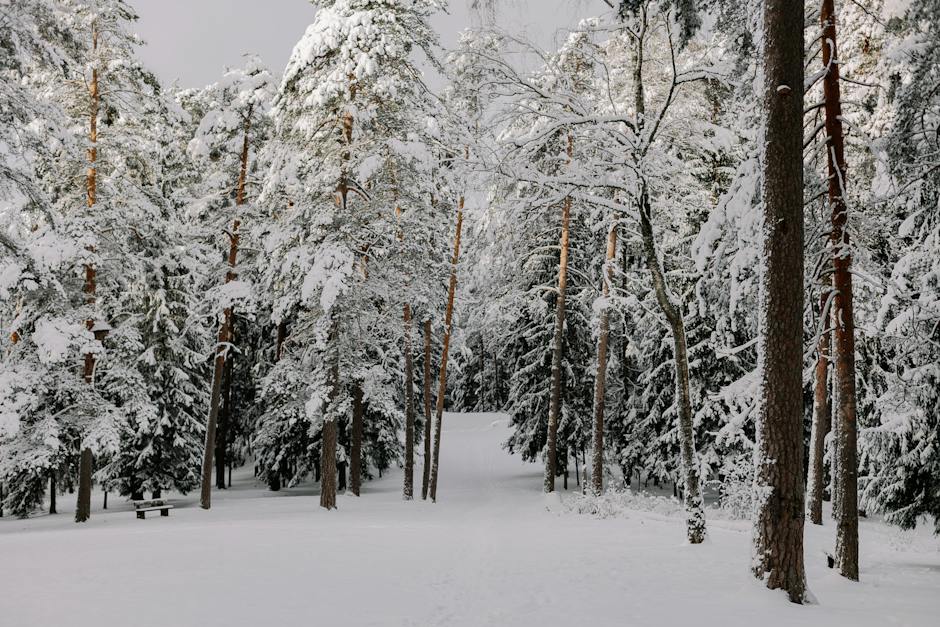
[403, 304, 416, 500]
[201, 110, 252, 510]
[421, 320, 433, 500]
[350, 384, 364, 496]
[806, 290, 831, 525]
[320, 418, 338, 510]
[478, 333, 486, 411]
[428, 205, 464, 502]
[275, 321, 287, 362]
[821, 0, 859, 582]
[49, 474, 56, 514]
[320, 326, 341, 510]
[216, 349, 234, 490]
[752, 0, 807, 602]
[545, 135, 573, 494]
[637, 189, 706, 544]
[76, 23, 100, 525]
[75, 448, 93, 523]
[591, 220, 618, 495]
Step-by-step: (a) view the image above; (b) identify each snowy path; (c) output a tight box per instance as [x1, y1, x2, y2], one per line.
[1, 413, 938, 626]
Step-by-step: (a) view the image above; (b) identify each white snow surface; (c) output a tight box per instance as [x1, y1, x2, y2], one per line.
[1, 413, 938, 627]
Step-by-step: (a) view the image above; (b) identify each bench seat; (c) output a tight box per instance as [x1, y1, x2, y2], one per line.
[135, 504, 174, 519]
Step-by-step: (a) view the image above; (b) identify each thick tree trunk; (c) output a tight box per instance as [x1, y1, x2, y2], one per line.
[350, 384, 364, 496]
[49, 474, 56, 515]
[428, 205, 464, 502]
[806, 291, 831, 525]
[591, 220, 618, 495]
[403, 304, 416, 500]
[752, 0, 807, 602]
[821, 0, 860, 582]
[545, 135, 573, 494]
[421, 320, 433, 500]
[320, 419, 338, 510]
[275, 321, 287, 362]
[637, 189, 706, 544]
[75, 448, 93, 523]
[76, 24, 100, 525]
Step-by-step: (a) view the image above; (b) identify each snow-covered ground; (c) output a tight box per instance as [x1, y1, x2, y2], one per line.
[2, 413, 938, 627]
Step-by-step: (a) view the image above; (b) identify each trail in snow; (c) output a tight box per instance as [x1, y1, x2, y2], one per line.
[1, 413, 937, 627]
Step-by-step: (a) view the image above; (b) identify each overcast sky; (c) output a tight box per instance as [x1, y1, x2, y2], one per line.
[133, 0, 608, 89]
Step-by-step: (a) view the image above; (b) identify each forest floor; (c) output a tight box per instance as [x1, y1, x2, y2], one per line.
[1, 412, 938, 627]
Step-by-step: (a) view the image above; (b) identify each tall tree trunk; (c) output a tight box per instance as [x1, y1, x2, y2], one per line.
[200, 111, 252, 510]
[76, 23, 100, 525]
[403, 304, 416, 500]
[216, 350, 234, 490]
[421, 320, 433, 500]
[428, 205, 464, 502]
[320, 418, 338, 510]
[806, 290, 831, 525]
[637, 189, 706, 544]
[320, 324, 341, 510]
[752, 0, 807, 602]
[821, 0, 859, 582]
[49, 474, 56, 514]
[350, 384, 364, 496]
[545, 135, 573, 494]
[591, 220, 618, 495]
[478, 333, 486, 411]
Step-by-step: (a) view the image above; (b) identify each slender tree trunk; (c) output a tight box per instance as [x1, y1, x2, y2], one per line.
[806, 291, 831, 525]
[320, 325, 341, 510]
[269, 320, 287, 491]
[821, 0, 859, 582]
[752, 0, 807, 602]
[201, 111, 252, 510]
[216, 351, 233, 490]
[103, 491, 108, 510]
[428, 205, 464, 502]
[591, 220, 618, 494]
[403, 304, 416, 500]
[545, 135, 573, 494]
[637, 189, 706, 544]
[421, 320, 433, 500]
[478, 333, 486, 411]
[350, 384, 364, 496]
[49, 474, 56, 515]
[76, 24, 100, 525]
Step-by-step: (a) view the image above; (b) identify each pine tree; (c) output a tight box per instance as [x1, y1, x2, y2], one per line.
[751, 0, 807, 603]
[261, 0, 442, 509]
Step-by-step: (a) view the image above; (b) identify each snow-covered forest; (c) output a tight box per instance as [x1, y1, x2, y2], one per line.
[1, 0, 938, 624]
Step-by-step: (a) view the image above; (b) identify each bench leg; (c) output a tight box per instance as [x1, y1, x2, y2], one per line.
[160, 508, 169, 517]
[137, 511, 145, 520]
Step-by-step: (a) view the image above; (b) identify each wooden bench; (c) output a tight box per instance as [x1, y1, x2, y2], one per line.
[133, 499, 174, 519]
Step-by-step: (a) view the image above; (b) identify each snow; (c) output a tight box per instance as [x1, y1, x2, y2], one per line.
[31, 316, 85, 364]
[1, 412, 938, 627]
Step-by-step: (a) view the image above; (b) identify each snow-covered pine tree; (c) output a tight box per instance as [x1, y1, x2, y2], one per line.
[859, 0, 940, 535]
[184, 55, 274, 507]
[260, 0, 442, 509]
